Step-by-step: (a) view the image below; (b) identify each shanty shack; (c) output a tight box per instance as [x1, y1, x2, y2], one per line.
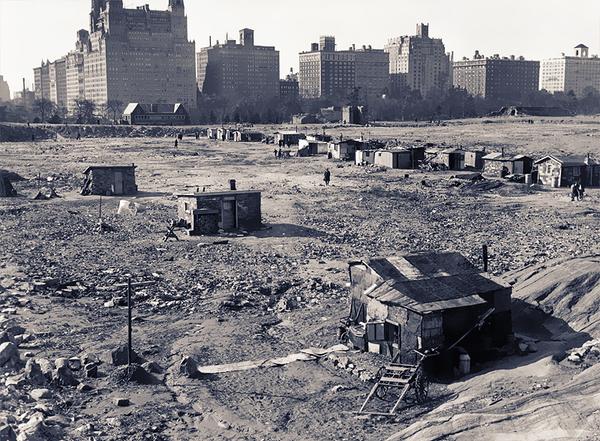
[368, 147, 425, 169]
[81, 165, 137, 196]
[464, 151, 485, 170]
[328, 139, 364, 160]
[233, 131, 263, 142]
[437, 149, 465, 170]
[298, 139, 328, 157]
[346, 252, 512, 365]
[534, 155, 600, 187]
[483, 152, 533, 176]
[177, 190, 261, 235]
[274, 131, 305, 146]
[207, 128, 218, 139]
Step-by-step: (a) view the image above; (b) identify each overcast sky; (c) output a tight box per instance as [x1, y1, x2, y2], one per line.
[1, 0, 600, 96]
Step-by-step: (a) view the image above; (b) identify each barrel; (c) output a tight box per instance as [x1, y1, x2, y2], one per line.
[524, 174, 532, 185]
[459, 353, 471, 375]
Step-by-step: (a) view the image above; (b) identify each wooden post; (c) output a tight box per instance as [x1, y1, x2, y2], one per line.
[127, 278, 133, 371]
[482, 244, 489, 273]
[98, 196, 102, 222]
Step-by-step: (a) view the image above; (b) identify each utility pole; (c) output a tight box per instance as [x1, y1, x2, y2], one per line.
[482, 244, 489, 273]
[127, 278, 133, 373]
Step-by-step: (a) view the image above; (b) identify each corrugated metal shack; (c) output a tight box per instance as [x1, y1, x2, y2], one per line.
[347, 252, 512, 365]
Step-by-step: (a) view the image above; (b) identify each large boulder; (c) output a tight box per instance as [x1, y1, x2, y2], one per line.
[52, 366, 78, 387]
[24, 360, 46, 386]
[0, 342, 19, 367]
[106, 345, 143, 366]
[16, 413, 50, 441]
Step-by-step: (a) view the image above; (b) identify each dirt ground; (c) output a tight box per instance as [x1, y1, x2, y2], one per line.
[1, 117, 600, 440]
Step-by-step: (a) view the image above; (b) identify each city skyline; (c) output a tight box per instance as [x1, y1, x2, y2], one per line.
[1, 0, 600, 96]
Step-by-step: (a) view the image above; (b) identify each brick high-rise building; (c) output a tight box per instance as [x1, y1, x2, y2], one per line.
[33, 61, 51, 101]
[385, 24, 451, 98]
[83, 0, 196, 108]
[196, 29, 280, 101]
[49, 58, 68, 109]
[298, 36, 389, 101]
[453, 51, 540, 101]
[540, 44, 600, 97]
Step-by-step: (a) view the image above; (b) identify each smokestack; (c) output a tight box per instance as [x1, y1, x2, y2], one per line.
[209, 35, 212, 46]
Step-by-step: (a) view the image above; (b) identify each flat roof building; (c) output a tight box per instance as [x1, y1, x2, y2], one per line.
[385, 24, 451, 98]
[299, 36, 389, 101]
[540, 44, 600, 97]
[197, 29, 279, 102]
[453, 51, 540, 101]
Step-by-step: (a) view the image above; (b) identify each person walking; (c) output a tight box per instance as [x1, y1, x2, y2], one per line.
[570, 182, 578, 201]
[324, 168, 331, 186]
[578, 180, 585, 201]
[174, 138, 178, 148]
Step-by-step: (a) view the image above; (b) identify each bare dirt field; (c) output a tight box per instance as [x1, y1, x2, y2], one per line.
[1, 117, 600, 440]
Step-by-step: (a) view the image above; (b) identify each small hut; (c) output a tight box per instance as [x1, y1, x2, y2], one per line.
[81, 165, 138, 196]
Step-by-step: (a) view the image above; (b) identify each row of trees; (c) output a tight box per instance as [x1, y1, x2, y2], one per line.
[5, 87, 600, 125]
[29, 98, 124, 124]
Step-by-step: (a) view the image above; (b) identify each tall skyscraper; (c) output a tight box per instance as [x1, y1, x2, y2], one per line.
[540, 44, 600, 97]
[385, 24, 451, 98]
[83, 0, 196, 108]
[298, 36, 389, 101]
[196, 29, 280, 101]
[0, 76, 10, 102]
[453, 51, 540, 100]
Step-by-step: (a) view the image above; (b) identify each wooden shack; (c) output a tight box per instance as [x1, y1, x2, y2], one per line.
[534, 155, 600, 188]
[233, 131, 264, 142]
[81, 165, 137, 196]
[437, 149, 465, 170]
[177, 190, 262, 235]
[371, 147, 425, 169]
[483, 153, 533, 176]
[464, 151, 485, 170]
[274, 131, 305, 146]
[328, 139, 364, 160]
[347, 252, 512, 365]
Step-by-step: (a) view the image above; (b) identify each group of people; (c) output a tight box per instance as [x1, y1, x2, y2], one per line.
[571, 180, 586, 201]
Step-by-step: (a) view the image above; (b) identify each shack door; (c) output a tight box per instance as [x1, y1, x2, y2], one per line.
[222, 199, 237, 230]
[513, 161, 524, 175]
[114, 171, 124, 195]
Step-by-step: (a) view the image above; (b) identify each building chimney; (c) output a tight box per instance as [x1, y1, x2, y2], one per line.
[209, 35, 212, 46]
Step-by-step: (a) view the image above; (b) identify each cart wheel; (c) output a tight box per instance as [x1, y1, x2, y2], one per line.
[339, 331, 350, 345]
[374, 367, 388, 399]
[414, 370, 430, 404]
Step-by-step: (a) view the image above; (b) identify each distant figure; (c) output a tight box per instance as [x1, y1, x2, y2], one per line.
[273, 148, 278, 158]
[578, 180, 585, 201]
[500, 166, 509, 179]
[174, 139, 178, 148]
[76, 131, 81, 140]
[324, 168, 331, 186]
[286, 140, 291, 149]
[327, 151, 333, 160]
[571, 182, 579, 201]
[178, 133, 183, 140]
[279, 139, 284, 148]
[277, 147, 282, 159]
[31, 134, 35, 142]
[27, 122, 30, 127]
[195, 131, 200, 140]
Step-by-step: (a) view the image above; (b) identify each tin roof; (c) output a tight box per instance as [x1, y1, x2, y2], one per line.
[176, 190, 261, 198]
[483, 152, 531, 162]
[356, 252, 510, 313]
[83, 165, 136, 174]
[534, 155, 588, 166]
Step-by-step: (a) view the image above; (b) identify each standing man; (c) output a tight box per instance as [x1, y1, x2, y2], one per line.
[324, 168, 331, 186]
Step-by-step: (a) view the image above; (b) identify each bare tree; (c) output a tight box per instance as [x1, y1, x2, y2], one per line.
[34, 98, 55, 123]
[74, 98, 97, 124]
[105, 100, 124, 124]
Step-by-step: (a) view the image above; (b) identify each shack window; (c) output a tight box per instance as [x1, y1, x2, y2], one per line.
[385, 321, 400, 344]
[184, 202, 189, 212]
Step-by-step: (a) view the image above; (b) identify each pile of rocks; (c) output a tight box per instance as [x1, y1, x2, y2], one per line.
[566, 340, 600, 366]
[326, 353, 375, 383]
